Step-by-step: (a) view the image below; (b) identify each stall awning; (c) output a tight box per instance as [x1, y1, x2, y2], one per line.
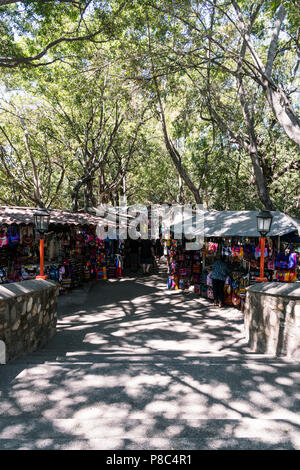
[0, 206, 116, 227]
[171, 210, 300, 238]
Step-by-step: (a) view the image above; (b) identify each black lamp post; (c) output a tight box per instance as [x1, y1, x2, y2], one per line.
[256, 210, 273, 282]
[34, 207, 50, 279]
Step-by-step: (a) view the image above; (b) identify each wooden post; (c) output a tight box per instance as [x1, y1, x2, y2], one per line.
[255, 236, 268, 282]
[260, 237, 265, 279]
[36, 237, 47, 280]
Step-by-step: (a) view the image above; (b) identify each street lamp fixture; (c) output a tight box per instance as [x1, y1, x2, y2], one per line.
[34, 207, 50, 234]
[255, 210, 273, 282]
[34, 207, 50, 280]
[257, 210, 273, 237]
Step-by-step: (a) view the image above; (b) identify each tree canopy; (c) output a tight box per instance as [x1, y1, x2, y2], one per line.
[0, 0, 299, 216]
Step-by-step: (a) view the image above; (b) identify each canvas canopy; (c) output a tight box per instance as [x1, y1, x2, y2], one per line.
[170, 211, 300, 238]
[0, 206, 116, 228]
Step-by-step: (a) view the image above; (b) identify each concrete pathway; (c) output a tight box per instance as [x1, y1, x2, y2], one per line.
[0, 271, 300, 450]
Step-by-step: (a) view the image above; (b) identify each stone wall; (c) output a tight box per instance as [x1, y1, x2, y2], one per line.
[244, 282, 300, 359]
[0, 280, 58, 363]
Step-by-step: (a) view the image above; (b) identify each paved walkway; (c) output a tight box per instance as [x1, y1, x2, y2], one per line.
[0, 271, 300, 449]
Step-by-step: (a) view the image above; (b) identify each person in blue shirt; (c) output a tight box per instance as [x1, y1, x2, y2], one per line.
[211, 254, 231, 308]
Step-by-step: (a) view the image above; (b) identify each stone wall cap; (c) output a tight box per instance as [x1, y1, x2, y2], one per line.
[247, 282, 300, 299]
[0, 280, 57, 300]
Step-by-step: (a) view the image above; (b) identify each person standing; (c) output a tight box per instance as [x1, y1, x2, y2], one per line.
[139, 238, 155, 275]
[128, 238, 140, 273]
[211, 254, 231, 308]
[155, 236, 163, 260]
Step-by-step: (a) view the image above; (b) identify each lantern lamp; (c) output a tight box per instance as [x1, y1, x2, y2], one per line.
[34, 207, 50, 236]
[256, 210, 273, 237]
[34, 207, 50, 280]
[255, 210, 273, 282]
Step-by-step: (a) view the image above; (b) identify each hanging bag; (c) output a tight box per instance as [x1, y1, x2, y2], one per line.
[8, 226, 20, 247]
[207, 287, 214, 300]
[0, 231, 8, 248]
[288, 253, 297, 269]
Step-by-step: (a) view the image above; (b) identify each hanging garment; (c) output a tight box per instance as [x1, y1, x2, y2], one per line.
[208, 242, 218, 253]
[193, 263, 201, 274]
[255, 245, 268, 258]
[194, 284, 201, 295]
[167, 276, 175, 290]
[288, 252, 297, 269]
[243, 244, 253, 259]
[231, 244, 244, 258]
[222, 245, 232, 257]
[20, 226, 34, 246]
[48, 238, 57, 260]
[169, 262, 177, 275]
[0, 231, 8, 248]
[63, 233, 71, 246]
[116, 255, 122, 277]
[206, 272, 213, 286]
[268, 259, 275, 270]
[207, 287, 214, 300]
[276, 270, 296, 283]
[58, 266, 65, 282]
[8, 226, 20, 247]
[232, 244, 241, 256]
[275, 253, 289, 269]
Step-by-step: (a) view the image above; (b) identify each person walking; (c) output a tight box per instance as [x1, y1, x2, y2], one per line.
[211, 254, 231, 308]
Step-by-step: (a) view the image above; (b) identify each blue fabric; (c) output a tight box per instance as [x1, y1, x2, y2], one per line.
[211, 260, 231, 281]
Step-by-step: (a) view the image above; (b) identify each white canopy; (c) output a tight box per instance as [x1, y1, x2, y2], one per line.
[171, 211, 300, 238]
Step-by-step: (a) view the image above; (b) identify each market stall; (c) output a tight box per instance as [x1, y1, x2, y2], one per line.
[0, 206, 124, 293]
[166, 210, 300, 310]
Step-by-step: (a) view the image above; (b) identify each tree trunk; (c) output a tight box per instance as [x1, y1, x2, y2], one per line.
[237, 91, 275, 210]
[231, 1, 300, 148]
[178, 174, 184, 204]
[237, 37, 275, 211]
[72, 180, 84, 212]
[83, 185, 89, 213]
[264, 85, 300, 147]
[146, 20, 202, 205]
[249, 149, 275, 210]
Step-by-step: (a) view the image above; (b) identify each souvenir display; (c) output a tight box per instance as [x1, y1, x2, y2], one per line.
[167, 238, 201, 291]
[0, 222, 124, 293]
[165, 234, 299, 309]
[274, 244, 298, 283]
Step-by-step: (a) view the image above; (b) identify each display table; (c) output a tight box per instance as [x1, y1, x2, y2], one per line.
[244, 282, 300, 359]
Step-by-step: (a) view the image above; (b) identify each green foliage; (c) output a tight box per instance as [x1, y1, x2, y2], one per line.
[0, 0, 299, 216]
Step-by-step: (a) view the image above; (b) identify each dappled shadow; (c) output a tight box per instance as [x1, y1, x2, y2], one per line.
[1, 357, 300, 449]
[50, 272, 252, 358]
[1, 271, 300, 449]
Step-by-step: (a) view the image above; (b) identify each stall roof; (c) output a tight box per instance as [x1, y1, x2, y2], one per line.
[0, 206, 116, 227]
[2, 206, 299, 238]
[171, 210, 300, 238]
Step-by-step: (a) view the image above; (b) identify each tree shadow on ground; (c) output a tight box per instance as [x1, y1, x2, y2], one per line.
[0, 274, 299, 449]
